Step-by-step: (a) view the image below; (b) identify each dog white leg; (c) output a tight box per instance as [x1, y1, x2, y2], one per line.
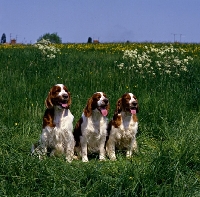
[65, 140, 75, 163]
[99, 137, 106, 161]
[106, 138, 116, 161]
[126, 137, 137, 158]
[80, 136, 88, 162]
[65, 149, 73, 163]
[39, 135, 48, 158]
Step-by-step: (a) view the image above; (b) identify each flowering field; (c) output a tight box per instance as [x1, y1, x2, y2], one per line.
[0, 42, 200, 196]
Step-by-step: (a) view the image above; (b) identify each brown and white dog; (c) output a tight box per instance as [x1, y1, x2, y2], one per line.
[31, 84, 75, 162]
[106, 93, 139, 160]
[73, 92, 110, 162]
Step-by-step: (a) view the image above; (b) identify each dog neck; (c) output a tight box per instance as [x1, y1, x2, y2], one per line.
[53, 107, 69, 126]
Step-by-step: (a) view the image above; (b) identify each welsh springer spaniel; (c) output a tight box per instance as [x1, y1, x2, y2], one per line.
[106, 93, 139, 161]
[32, 84, 75, 162]
[73, 92, 110, 162]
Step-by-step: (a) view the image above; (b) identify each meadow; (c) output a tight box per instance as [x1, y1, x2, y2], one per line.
[0, 42, 200, 196]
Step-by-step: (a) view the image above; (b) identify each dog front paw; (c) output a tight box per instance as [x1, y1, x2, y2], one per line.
[99, 155, 106, 161]
[109, 155, 116, 161]
[82, 156, 89, 162]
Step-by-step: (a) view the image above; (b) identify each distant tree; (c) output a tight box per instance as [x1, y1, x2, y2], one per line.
[37, 33, 62, 44]
[87, 37, 92, 43]
[1, 33, 6, 43]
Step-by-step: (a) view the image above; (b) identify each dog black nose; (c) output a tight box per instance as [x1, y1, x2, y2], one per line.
[103, 98, 109, 104]
[132, 101, 137, 106]
[62, 94, 68, 99]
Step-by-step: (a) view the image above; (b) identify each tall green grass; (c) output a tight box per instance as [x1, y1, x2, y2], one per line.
[0, 43, 199, 196]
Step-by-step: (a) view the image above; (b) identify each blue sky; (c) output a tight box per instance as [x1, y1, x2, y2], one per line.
[1, 0, 200, 43]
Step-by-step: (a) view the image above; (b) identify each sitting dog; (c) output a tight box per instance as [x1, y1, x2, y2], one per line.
[106, 93, 139, 160]
[73, 92, 110, 162]
[31, 84, 75, 162]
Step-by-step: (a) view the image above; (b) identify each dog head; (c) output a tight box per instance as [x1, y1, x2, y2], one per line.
[45, 84, 71, 110]
[116, 93, 139, 114]
[84, 92, 110, 117]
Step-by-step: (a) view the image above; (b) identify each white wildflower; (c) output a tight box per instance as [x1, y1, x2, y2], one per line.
[116, 45, 193, 77]
[138, 64, 142, 68]
[117, 63, 124, 69]
[34, 39, 60, 59]
[165, 70, 171, 74]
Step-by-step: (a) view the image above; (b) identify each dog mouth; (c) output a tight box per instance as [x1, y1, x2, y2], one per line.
[58, 100, 69, 108]
[97, 105, 108, 116]
[126, 106, 137, 114]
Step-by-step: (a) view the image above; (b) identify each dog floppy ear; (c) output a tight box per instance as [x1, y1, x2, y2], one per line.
[45, 91, 53, 109]
[115, 98, 122, 114]
[84, 97, 93, 117]
[112, 98, 122, 127]
[106, 101, 110, 113]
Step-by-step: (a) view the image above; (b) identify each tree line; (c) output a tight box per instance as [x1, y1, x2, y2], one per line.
[1, 33, 95, 44]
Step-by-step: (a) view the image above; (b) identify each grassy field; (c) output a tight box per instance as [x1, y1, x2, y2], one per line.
[0, 42, 200, 196]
